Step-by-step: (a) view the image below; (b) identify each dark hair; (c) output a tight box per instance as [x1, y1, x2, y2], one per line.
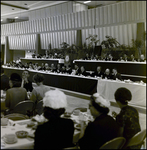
[90, 95, 109, 114]
[43, 107, 65, 119]
[114, 87, 132, 105]
[33, 73, 44, 83]
[9, 73, 22, 87]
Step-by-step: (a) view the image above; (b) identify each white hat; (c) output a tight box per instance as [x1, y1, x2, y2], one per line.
[43, 89, 67, 109]
[93, 93, 110, 108]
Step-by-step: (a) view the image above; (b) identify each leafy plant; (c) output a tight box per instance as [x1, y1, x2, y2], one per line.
[101, 35, 120, 49]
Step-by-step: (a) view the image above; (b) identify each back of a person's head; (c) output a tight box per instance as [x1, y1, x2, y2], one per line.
[33, 73, 44, 83]
[114, 87, 132, 105]
[10, 73, 22, 87]
[91, 93, 110, 114]
[43, 89, 67, 119]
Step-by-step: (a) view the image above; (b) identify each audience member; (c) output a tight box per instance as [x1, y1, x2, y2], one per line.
[103, 68, 112, 79]
[79, 66, 89, 76]
[5, 73, 28, 112]
[111, 68, 122, 80]
[78, 93, 120, 149]
[113, 87, 141, 148]
[1, 68, 10, 91]
[61, 66, 66, 73]
[30, 73, 50, 104]
[34, 89, 74, 149]
[21, 70, 33, 92]
[119, 57, 124, 61]
[92, 66, 103, 78]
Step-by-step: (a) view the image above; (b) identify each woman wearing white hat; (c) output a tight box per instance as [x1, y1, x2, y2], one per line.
[34, 89, 74, 149]
[78, 93, 120, 149]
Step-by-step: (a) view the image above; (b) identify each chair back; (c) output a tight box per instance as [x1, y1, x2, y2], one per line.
[99, 137, 126, 149]
[124, 129, 146, 148]
[35, 100, 43, 115]
[12, 100, 35, 116]
[4, 113, 29, 121]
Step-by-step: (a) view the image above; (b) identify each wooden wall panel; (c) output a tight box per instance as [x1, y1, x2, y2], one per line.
[112, 4, 117, 24]
[81, 11, 85, 27]
[74, 13, 78, 28]
[96, 8, 99, 26]
[61, 3, 68, 15]
[71, 13, 75, 29]
[48, 17, 52, 31]
[59, 15, 63, 30]
[91, 9, 95, 27]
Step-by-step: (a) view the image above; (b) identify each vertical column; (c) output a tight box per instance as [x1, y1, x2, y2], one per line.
[35, 34, 41, 55]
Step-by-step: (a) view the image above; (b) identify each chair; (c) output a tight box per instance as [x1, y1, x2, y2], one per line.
[99, 137, 126, 149]
[4, 113, 29, 121]
[12, 100, 35, 117]
[122, 129, 146, 149]
[35, 100, 43, 115]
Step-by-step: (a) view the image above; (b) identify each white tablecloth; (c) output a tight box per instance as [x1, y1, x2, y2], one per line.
[97, 79, 146, 107]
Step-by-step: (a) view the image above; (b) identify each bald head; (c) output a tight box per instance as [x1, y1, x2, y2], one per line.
[105, 69, 110, 75]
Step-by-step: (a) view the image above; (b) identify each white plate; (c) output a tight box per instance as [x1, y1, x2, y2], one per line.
[2, 136, 17, 144]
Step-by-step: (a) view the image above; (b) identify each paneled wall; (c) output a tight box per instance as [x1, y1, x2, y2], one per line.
[1, 1, 146, 49]
[8, 34, 36, 50]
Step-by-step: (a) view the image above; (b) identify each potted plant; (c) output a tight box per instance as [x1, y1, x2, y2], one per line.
[86, 34, 100, 56]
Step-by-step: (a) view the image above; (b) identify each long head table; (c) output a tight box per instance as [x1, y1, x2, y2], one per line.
[73, 60, 146, 82]
[2, 66, 146, 108]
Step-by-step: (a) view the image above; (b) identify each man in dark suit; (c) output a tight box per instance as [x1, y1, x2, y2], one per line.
[79, 66, 89, 76]
[92, 66, 103, 78]
[103, 68, 112, 79]
[111, 68, 122, 80]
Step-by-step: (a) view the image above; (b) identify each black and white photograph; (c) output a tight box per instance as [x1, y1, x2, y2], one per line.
[1, 1, 146, 149]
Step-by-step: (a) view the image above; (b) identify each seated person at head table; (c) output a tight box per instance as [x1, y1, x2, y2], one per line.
[55, 64, 62, 73]
[38, 63, 45, 71]
[34, 89, 74, 149]
[30, 73, 50, 104]
[65, 65, 72, 74]
[92, 66, 103, 78]
[123, 54, 128, 61]
[139, 54, 146, 62]
[111, 68, 122, 81]
[49, 63, 56, 72]
[108, 54, 113, 61]
[33, 63, 39, 70]
[118, 57, 124, 61]
[79, 66, 89, 76]
[61, 66, 66, 73]
[78, 93, 120, 149]
[24, 62, 29, 69]
[74, 64, 80, 75]
[44, 63, 50, 71]
[84, 53, 90, 60]
[1, 68, 10, 91]
[103, 68, 112, 79]
[5, 73, 28, 113]
[112, 88, 141, 149]
[21, 70, 33, 92]
[130, 54, 136, 62]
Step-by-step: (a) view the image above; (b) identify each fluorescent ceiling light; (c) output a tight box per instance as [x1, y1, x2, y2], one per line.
[15, 16, 19, 19]
[84, 1, 91, 4]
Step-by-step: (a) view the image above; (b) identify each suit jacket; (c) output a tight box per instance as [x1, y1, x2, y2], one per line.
[80, 71, 89, 76]
[112, 73, 122, 80]
[79, 114, 120, 149]
[103, 73, 112, 79]
[1, 74, 10, 91]
[23, 80, 33, 92]
[34, 118, 74, 149]
[92, 71, 103, 77]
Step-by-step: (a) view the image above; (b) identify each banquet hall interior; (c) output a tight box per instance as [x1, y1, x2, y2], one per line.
[1, 1, 146, 149]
